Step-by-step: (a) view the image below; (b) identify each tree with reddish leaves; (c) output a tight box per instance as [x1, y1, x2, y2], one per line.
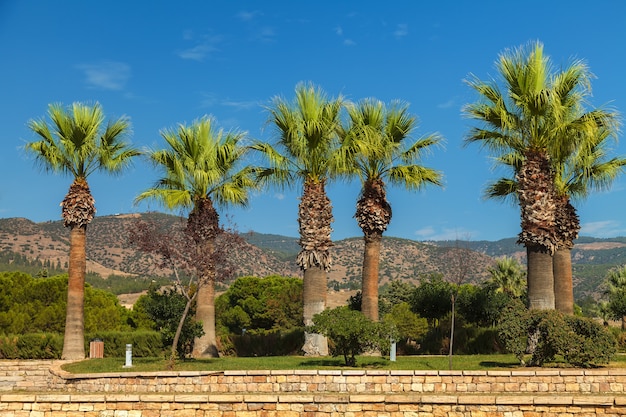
[128, 217, 242, 366]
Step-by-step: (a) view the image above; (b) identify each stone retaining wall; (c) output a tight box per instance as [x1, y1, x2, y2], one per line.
[2, 361, 626, 416]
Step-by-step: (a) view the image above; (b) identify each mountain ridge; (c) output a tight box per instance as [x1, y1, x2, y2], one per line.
[0, 213, 623, 299]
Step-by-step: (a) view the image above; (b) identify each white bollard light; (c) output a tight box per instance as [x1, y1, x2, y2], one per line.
[124, 344, 133, 368]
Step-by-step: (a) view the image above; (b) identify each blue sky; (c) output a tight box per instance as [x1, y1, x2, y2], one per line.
[2, 1, 626, 242]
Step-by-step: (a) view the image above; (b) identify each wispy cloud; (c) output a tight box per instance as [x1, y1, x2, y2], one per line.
[274, 193, 285, 200]
[199, 92, 258, 111]
[77, 61, 130, 91]
[178, 32, 222, 61]
[237, 10, 261, 21]
[255, 26, 276, 43]
[437, 98, 457, 109]
[414, 226, 475, 241]
[581, 220, 626, 237]
[393, 23, 408, 39]
[335, 25, 356, 46]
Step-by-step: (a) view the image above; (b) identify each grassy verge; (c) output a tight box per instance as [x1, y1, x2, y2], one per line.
[62, 354, 528, 373]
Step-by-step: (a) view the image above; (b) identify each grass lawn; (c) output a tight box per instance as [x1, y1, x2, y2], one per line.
[62, 353, 625, 374]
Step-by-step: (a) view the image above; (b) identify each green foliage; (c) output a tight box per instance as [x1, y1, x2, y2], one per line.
[133, 286, 203, 359]
[0, 272, 135, 335]
[0, 333, 63, 359]
[87, 274, 170, 295]
[216, 275, 303, 336]
[378, 280, 415, 317]
[86, 331, 163, 358]
[497, 300, 617, 367]
[496, 298, 529, 363]
[309, 306, 394, 366]
[382, 302, 427, 343]
[221, 328, 304, 357]
[410, 274, 452, 326]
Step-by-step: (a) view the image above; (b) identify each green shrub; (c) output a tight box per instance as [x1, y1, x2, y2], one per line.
[497, 300, 618, 367]
[222, 328, 304, 357]
[562, 315, 617, 367]
[309, 306, 394, 366]
[0, 333, 63, 359]
[17, 333, 63, 359]
[496, 298, 530, 364]
[86, 331, 163, 358]
[0, 335, 20, 359]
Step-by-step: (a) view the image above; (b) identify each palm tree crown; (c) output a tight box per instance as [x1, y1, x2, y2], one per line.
[137, 116, 255, 358]
[340, 98, 443, 321]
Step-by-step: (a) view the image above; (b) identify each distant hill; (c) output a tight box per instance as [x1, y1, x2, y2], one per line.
[0, 213, 624, 300]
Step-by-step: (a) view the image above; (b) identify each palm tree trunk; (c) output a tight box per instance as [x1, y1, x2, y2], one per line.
[62, 226, 87, 360]
[553, 248, 574, 314]
[192, 276, 218, 358]
[302, 265, 328, 356]
[361, 235, 382, 322]
[526, 247, 555, 310]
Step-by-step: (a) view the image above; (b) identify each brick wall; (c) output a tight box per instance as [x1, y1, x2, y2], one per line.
[2, 361, 626, 416]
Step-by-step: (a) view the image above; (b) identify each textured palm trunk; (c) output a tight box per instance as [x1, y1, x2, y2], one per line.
[60, 178, 95, 360]
[526, 247, 555, 310]
[356, 178, 391, 322]
[62, 225, 87, 360]
[302, 265, 328, 356]
[192, 276, 218, 357]
[516, 150, 557, 310]
[298, 180, 333, 356]
[553, 248, 574, 314]
[553, 196, 579, 315]
[188, 198, 220, 358]
[361, 235, 382, 321]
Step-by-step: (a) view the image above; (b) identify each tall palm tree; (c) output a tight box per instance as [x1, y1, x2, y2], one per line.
[464, 41, 589, 310]
[339, 98, 442, 321]
[252, 82, 343, 356]
[25, 102, 138, 360]
[136, 116, 255, 358]
[485, 115, 622, 314]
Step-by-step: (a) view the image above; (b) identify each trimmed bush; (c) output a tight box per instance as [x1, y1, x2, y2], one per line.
[497, 300, 617, 367]
[0, 333, 62, 359]
[86, 331, 163, 358]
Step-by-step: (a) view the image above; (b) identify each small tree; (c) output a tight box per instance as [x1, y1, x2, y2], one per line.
[382, 302, 427, 352]
[309, 306, 394, 366]
[128, 218, 241, 368]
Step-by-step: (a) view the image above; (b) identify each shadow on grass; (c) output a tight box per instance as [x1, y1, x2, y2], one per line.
[299, 358, 390, 368]
[478, 361, 520, 368]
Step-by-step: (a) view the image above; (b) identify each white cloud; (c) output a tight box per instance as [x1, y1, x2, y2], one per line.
[414, 226, 475, 241]
[275, 193, 285, 200]
[394, 23, 408, 39]
[237, 10, 261, 21]
[199, 92, 258, 111]
[581, 220, 626, 237]
[343, 39, 356, 46]
[178, 34, 222, 61]
[437, 98, 457, 109]
[77, 61, 130, 91]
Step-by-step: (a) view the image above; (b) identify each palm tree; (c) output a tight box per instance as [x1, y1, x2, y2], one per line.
[487, 256, 526, 298]
[486, 117, 622, 314]
[339, 98, 442, 321]
[552, 121, 622, 313]
[464, 41, 590, 310]
[25, 102, 138, 360]
[136, 116, 255, 358]
[252, 82, 343, 356]
[606, 266, 626, 329]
